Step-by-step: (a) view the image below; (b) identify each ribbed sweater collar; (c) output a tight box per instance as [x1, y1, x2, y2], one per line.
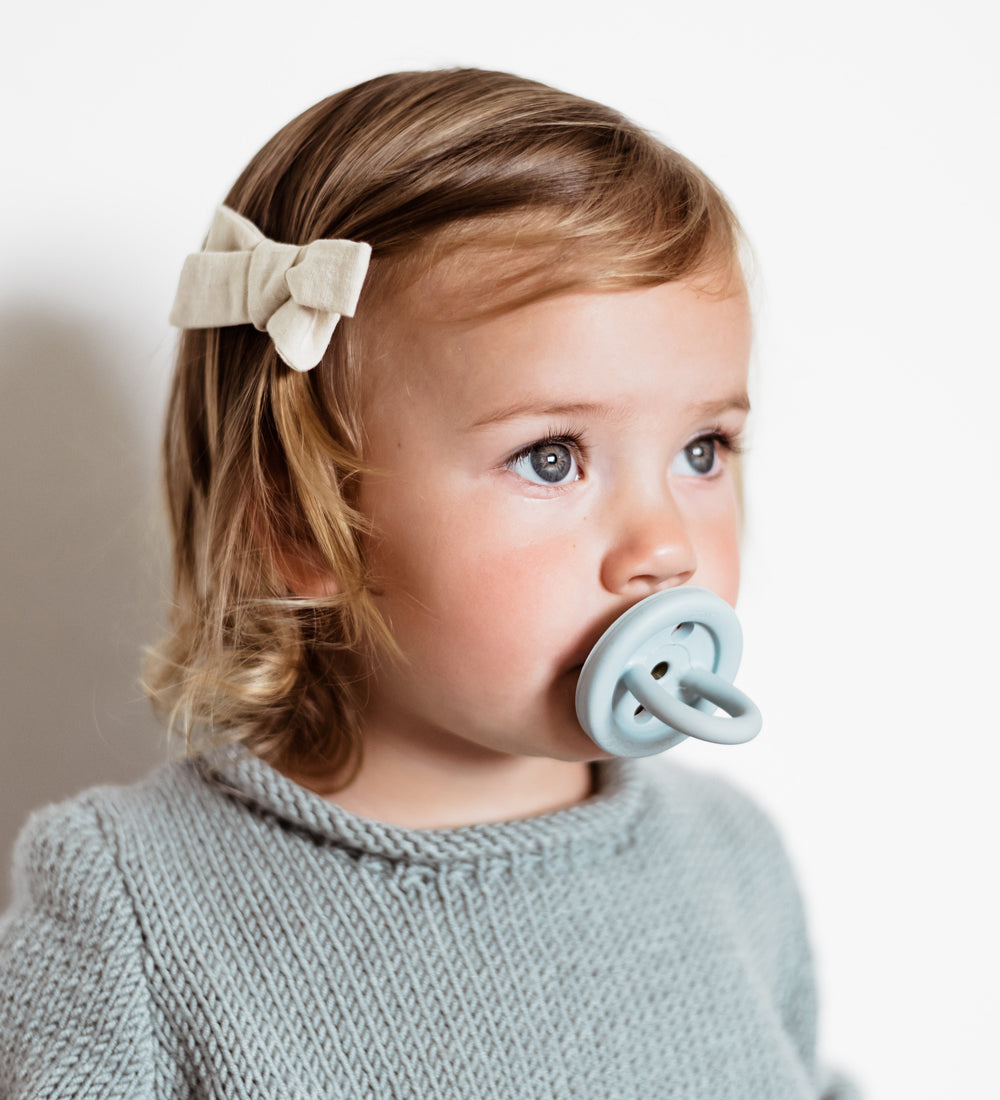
[197, 745, 651, 868]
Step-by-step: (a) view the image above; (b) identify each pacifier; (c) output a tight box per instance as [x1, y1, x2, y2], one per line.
[575, 586, 762, 757]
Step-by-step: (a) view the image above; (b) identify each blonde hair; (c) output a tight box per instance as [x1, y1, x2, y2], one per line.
[145, 68, 744, 782]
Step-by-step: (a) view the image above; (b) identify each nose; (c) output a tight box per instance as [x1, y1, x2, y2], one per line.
[600, 490, 697, 598]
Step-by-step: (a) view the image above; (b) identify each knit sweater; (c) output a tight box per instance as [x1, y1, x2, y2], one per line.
[0, 747, 852, 1099]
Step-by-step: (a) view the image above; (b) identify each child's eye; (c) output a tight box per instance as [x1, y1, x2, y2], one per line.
[671, 433, 733, 478]
[506, 438, 581, 486]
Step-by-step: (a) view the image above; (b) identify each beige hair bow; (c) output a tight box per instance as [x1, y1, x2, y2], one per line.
[169, 205, 372, 372]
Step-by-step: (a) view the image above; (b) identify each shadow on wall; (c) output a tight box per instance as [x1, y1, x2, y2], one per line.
[0, 306, 169, 911]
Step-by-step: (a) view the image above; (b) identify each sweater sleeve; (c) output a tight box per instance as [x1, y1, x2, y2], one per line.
[0, 794, 158, 1099]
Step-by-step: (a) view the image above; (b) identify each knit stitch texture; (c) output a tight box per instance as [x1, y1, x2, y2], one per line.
[1, 749, 853, 1098]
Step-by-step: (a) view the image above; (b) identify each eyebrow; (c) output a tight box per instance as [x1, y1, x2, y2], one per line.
[467, 392, 751, 430]
[468, 401, 622, 429]
[688, 393, 752, 418]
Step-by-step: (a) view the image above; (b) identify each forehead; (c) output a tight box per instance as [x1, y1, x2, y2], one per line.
[363, 274, 751, 428]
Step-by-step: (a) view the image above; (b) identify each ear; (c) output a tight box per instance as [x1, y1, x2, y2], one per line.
[273, 548, 341, 598]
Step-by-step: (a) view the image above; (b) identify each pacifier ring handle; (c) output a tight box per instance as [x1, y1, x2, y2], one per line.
[623, 665, 761, 746]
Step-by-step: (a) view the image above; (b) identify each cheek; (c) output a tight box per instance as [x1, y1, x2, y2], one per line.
[373, 544, 571, 723]
[714, 548, 741, 607]
[689, 498, 742, 606]
[367, 495, 574, 657]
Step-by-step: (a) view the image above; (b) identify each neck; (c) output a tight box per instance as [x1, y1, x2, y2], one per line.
[287, 726, 595, 829]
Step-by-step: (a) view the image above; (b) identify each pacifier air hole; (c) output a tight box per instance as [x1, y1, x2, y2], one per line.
[633, 661, 671, 719]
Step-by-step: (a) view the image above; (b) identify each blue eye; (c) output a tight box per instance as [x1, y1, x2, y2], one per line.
[508, 440, 580, 485]
[672, 436, 720, 477]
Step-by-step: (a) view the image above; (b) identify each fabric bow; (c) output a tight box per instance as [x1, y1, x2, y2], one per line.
[169, 205, 372, 372]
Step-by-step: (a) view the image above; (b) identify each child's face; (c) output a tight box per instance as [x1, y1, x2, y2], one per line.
[356, 275, 751, 763]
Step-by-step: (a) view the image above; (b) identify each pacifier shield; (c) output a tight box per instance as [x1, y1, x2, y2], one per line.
[575, 587, 762, 758]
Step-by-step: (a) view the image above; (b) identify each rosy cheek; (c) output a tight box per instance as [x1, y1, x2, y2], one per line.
[685, 508, 741, 606]
[706, 542, 741, 606]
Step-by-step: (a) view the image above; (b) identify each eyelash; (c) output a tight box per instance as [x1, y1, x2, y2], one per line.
[697, 428, 745, 462]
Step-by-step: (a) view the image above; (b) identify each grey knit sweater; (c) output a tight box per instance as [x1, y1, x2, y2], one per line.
[0, 748, 852, 1098]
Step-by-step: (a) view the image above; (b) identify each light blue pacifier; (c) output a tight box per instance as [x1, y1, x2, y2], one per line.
[575, 586, 762, 757]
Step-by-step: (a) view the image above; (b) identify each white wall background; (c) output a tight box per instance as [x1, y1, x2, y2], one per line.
[2, 1, 997, 1095]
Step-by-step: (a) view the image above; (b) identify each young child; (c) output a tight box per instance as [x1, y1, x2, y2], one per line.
[0, 69, 853, 1098]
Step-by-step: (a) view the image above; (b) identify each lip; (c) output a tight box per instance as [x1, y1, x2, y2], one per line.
[562, 627, 613, 675]
[562, 649, 593, 676]
[566, 588, 707, 677]
[564, 607, 631, 675]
